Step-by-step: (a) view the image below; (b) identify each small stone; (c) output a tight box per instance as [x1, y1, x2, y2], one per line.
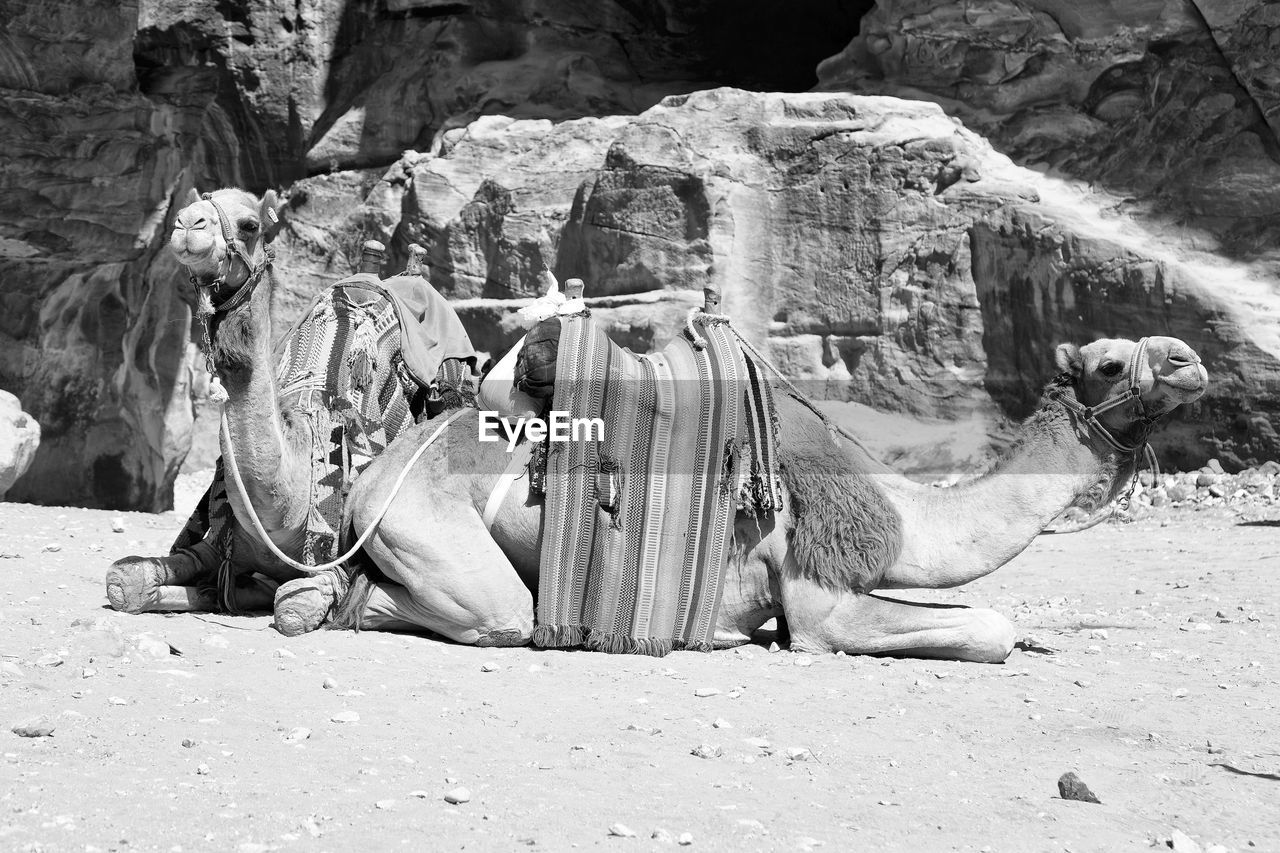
[82, 667, 96, 678]
[284, 727, 311, 743]
[712, 718, 732, 729]
[41, 543, 62, 553]
[35, 652, 63, 667]
[321, 677, 338, 690]
[1208, 483, 1226, 498]
[1207, 458, 1224, 474]
[608, 823, 636, 838]
[480, 663, 499, 673]
[274, 648, 296, 659]
[651, 827, 674, 843]
[785, 747, 813, 762]
[408, 790, 429, 798]
[794, 657, 812, 667]
[196, 763, 211, 775]
[181, 738, 196, 748]
[375, 799, 396, 811]
[690, 744, 722, 759]
[443, 787, 471, 804]
[693, 687, 721, 698]
[677, 833, 693, 846]
[1195, 471, 1218, 488]
[1088, 629, 1109, 640]
[1169, 829, 1202, 853]
[107, 696, 127, 706]
[768, 642, 781, 653]
[1056, 771, 1101, 804]
[110, 517, 126, 533]
[11, 717, 54, 738]
[331, 711, 360, 723]
[1073, 679, 1091, 689]
[744, 737, 772, 751]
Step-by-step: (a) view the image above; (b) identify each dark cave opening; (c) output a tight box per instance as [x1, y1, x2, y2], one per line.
[694, 0, 872, 92]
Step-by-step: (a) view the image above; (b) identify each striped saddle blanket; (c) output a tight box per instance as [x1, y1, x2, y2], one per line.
[533, 311, 783, 656]
[172, 273, 477, 607]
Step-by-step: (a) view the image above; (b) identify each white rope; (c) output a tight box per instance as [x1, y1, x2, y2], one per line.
[219, 407, 469, 574]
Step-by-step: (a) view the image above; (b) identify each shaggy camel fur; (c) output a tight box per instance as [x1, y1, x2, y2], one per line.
[276, 334, 1207, 662]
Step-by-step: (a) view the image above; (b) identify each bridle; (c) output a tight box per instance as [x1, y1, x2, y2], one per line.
[1047, 336, 1160, 504]
[184, 193, 276, 395]
[187, 192, 275, 318]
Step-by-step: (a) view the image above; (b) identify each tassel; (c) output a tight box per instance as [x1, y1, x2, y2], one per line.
[208, 376, 229, 403]
[346, 308, 378, 392]
[195, 286, 216, 319]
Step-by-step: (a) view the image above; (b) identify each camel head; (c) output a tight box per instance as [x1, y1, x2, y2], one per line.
[1053, 336, 1208, 437]
[169, 187, 285, 298]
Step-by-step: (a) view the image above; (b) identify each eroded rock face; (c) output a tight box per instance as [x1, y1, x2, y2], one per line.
[334, 89, 1278, 472]
[0, 0, 859, 508]
[0, 391, 40, 500]
[816, 0, 1280, 264]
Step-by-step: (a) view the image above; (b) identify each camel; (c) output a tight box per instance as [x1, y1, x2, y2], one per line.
[274, 329, 1207, 662]
[105, 187, 473, 627]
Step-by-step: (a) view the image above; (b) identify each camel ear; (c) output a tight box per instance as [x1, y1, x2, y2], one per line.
[184, 188, 201, 208]
[259, 189, 286, 242]
[1054, 343, 1083, 377]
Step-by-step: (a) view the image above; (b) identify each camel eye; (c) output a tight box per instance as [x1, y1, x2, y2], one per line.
[1099, 361, 1123, 377]
[240, 220, 259, 233]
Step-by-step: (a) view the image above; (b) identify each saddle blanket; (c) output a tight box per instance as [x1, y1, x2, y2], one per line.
[534, 311, 782, 656]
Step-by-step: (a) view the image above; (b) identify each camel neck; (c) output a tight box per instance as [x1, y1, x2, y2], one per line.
[212, 272, 303, 534]
[881, 402, 1125, 589]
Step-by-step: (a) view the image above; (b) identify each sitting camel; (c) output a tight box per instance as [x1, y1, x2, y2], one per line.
[276, 327, 1207, 662]
[106, 188, 477, 626]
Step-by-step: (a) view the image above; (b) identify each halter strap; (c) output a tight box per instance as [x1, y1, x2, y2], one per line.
[1047, 337, 1152, 454]
[188, 193, 273, 316]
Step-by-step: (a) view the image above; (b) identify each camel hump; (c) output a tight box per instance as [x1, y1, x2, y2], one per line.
[513, 316, 561, 400]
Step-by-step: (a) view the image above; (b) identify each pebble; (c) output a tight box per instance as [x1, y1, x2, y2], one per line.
[35, 652, 63, 667]
[712, 718, 732, 729]
[375, 799, 396, 811]
[1056, 771, 1101, 804]
[196, 763, 211, 775]
[1169, 829, 1202, 853]
[690, 744, 722, 759]
[785, 747, 813, 762]
[608, 823, 636, 838]
[11, 717, 54, 738]
[110, 517, 125, 533]
[408, 790, 429, 798]
[651, 827, 673, 843]
[82, 667, 96, 679]
[108, 697, 128, 706]
[1073, 679, 1091, 689]
[678, 833, 693, 846]
[331, 711, 360, 723]
[768, 642, 781, 653]
[322, 677, 338, 689]
[181, 738, 196, 748]
[443, 787, 471, 804]
[744, 737, 772, 751]
[41, 543, 62, 553]
[794, 657, 812, 667]
[284, 727, 311, 743]
[1088, 629, 1109, 641]
[480, 663, 499, 673]
[274, 648, 296, 659]
[693, 687, 721, 698]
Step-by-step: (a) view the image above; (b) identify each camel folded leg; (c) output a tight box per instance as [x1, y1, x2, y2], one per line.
[348, 476, 534, 646]
[782, 577, 1015, 663]
[106, 541, 218, 613]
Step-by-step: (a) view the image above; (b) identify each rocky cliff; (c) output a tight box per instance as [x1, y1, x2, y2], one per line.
[2, 0, 1277, 509]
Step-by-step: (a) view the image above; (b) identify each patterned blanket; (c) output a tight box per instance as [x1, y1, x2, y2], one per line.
[533, 311, 782, 656]
[171, 273, 478, 611]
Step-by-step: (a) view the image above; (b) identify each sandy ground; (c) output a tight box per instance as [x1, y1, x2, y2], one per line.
[1, 490, 1277, 853]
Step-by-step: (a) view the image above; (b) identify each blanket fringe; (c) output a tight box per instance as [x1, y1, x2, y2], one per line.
[533, 624, 585, 647]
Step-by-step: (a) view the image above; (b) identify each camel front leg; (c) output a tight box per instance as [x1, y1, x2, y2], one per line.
[781, 575, 1015, 663]
[106, 540, 219, 613]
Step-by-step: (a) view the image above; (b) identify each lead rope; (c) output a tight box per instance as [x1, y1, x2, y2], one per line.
[219, 407, 469, 574]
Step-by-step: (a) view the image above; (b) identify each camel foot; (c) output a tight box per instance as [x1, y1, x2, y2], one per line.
[106, 554, 199, 613]
[274, 572, 343, 637]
